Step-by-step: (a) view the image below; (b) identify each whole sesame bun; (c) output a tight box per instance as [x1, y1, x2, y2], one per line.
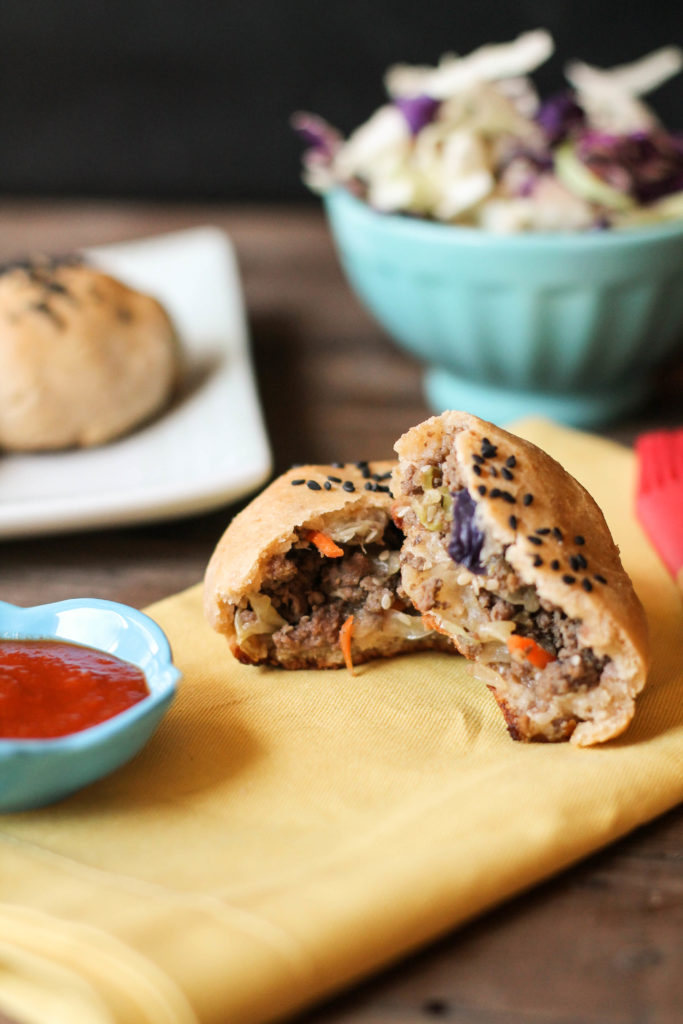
[0, 257, 181, 450]
[204, 462, 452, 669]
[393, 410, 649, 746]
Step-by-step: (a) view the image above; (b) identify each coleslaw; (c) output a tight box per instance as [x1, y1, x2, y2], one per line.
[293, 30, 683, 232]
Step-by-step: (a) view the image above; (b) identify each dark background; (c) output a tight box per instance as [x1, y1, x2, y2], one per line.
[0, 0, 680, 201]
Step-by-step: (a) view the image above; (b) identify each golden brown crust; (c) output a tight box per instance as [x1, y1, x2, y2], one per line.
[0, 257, 181, 450]
[203, 461, 452, 668]
[393, 410, 649, 746]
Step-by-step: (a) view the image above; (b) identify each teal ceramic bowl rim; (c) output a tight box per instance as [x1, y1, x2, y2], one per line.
[0, 597, 180, 754]
[325, 186, 683, 251]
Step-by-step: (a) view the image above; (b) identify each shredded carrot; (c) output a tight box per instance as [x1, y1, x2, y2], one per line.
[507, 634, 557, 670]
[339, 615, 355, 675]
[305, 529, 344, 558]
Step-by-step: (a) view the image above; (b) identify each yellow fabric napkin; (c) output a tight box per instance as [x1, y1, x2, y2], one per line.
[1, 420, 682, 1024]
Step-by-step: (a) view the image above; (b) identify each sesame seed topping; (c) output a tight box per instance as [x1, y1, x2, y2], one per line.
[501, 467, 514, 481]
[376, 484, 391, 494]
[481, 438, 497, 459]
[550, 560, 560, 570]
[331, 461, 345, 468]
[355, 460, 368, 469]
[489, 467, 499, 477]
[553, 528, 564, 542]
[528, 535, 543, 546]
[472, 454, 485, 464]
[582, 578, 593, 591]
[523, 493, 534, 506]
[364, 482, 374, 490]
[477, 485, 487, 496]
[490, 488, 502, 498]
[594, 574, 607, 584]
[509, 515, 518, 529]
[532, 555, 543, 567]
[307, 480, 321, 491]
[570, 556, 581, 571]
[291, 479, 305, 486]
[575, 553, 587, 570]
[323, 481, 332, 491]
[506, 455, 516, 468]
[342, 481, 355, 492]
[472, 464, 482, 476]
[536, 527, 551, 535]
[327, 475, 342, 483]
[574, 535, 585, 545]
[501, 491, 516, 504]
[562, 574, 576, 585]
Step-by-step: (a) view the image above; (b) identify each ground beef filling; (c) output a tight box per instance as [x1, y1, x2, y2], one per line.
[475, 574, 607, 695]
[258, 538, 414, 655]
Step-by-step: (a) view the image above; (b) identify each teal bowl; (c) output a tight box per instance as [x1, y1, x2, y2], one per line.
[0, 598, 180, 812]
[324, 187, 683, 426]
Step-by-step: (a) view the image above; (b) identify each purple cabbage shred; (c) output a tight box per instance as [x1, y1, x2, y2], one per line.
[395, 94, 440, 135]
[576, 129, 683, 203]
[448, 489, 485, 574]
[535, 91, 585, 146]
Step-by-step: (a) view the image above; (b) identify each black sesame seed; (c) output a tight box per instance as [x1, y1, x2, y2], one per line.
[377, 471, 392, 481]
[307, 480, 322, 491]
[506, 455, 517, 468]
[574, 535, 585, 545]
[532, 554, 543, 567]
[376, 484, 391, 493]
[523, 493, 534, 506]
[594, 574, 607, 584]
[501, 467, 514, 480]
[550, 559, 560, 570]
[570, 556, 581, 571]
[509, 515, 518, 529]
[490, 488, 502, 498]
[528, 535, 543, 546]
[331, 461, 345, 468]
[324, 481, 332, 491]
[582, 578, 593, 591]
[472, 464, 482, 476]
[342, 481, 355, 492]
[361, 467, 372, 479]
[501, 491, 516, 504]
[481, 438, 497, 459]
[327, 475, 342, 483]
[477, 485, 487, 496]
[489, 466, 499, 477]
[364, 482, 375, 490]
[553, 527, 564, 542]
[472, 454, 485, 464]
[562, 574, 576, 585]
[575, 553, 587, 569]
[355, 460, 368, 469]
[536, 527, 551, 535]
[291, 479, 305, 486]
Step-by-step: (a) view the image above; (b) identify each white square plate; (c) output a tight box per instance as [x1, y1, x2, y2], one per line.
[0, 226, 272, 537]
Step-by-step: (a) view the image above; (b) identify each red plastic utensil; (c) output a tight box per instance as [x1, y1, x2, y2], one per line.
[635, 428, 683, 592]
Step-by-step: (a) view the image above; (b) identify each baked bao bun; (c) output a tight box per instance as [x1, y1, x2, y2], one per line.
[204, 461, 453, 669]
[0, 256, 181, 450]
[393, 411, 649, 746]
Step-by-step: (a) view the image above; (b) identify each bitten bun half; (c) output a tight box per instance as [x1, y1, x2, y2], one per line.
[0, 257, 181, 450]
[204, 462, 453, 669]
[393, 410, 649, 746]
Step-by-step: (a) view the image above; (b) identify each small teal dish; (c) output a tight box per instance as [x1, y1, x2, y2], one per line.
[324, 187, 683, 426]
[0, 598, 180, 812]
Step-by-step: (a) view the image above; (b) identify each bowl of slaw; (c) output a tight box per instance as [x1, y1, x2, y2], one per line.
[295, 31, 683, 426]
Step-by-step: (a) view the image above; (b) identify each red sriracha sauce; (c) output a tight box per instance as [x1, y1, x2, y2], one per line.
[0, 639, 149, 739]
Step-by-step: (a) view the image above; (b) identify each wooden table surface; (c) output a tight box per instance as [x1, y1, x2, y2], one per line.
[0, 200, 681, 1024]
